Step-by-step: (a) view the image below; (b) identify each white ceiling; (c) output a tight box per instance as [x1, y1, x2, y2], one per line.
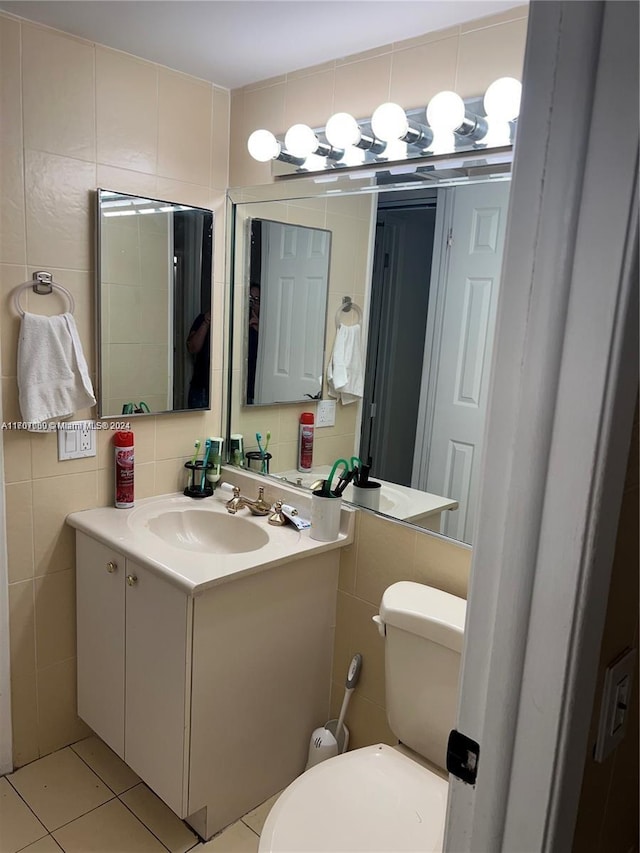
[0, 0, 526, 89]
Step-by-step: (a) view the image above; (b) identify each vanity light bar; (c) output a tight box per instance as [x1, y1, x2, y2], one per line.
[247, 78, 521, 173]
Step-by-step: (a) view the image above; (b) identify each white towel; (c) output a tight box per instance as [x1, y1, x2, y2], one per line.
[17, 312, 96, 427]
[327, 323, 364, 405]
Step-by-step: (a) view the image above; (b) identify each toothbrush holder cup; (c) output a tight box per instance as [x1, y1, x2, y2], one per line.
[310, 490, 342, 541]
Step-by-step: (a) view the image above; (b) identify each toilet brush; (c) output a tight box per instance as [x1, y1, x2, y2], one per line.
[304, 653, 363, 771]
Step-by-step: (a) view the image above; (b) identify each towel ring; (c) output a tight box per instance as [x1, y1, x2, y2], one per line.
[13, 271, 76, 318]
[335, 296, 362, 328]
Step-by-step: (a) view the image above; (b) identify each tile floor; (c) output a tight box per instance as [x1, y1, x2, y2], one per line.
[0, 736, 281, 853]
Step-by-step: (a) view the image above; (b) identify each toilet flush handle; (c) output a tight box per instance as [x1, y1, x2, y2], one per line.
[372, 614, 386, 638]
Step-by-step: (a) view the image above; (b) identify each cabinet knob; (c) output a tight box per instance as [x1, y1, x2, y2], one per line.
[126, 574, 138, 587]
[106, 561, 118, 573]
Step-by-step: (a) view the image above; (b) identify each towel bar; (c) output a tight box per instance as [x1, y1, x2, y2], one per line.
[335, 296, 362, 328]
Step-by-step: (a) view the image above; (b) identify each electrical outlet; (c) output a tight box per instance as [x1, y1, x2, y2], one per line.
[57, 420, 97, 460]
[316, 400, 336, 427]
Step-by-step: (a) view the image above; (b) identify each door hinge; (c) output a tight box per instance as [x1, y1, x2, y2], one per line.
[370, 402, 377, 418]
[446, 228, 453, 248]
[383, 252, 390, 269]
[446, 730, 479, 785]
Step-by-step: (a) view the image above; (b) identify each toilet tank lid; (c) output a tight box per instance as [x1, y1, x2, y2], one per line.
[379, 582, 466, 652]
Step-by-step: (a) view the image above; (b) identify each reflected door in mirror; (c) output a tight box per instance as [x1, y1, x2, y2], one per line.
[246, 219, 331, 406]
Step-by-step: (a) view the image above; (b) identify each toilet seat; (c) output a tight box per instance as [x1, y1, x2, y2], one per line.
[258, 744, 448, 853]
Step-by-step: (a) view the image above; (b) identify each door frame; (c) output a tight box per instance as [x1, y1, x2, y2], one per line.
[445, 2, 638, 850]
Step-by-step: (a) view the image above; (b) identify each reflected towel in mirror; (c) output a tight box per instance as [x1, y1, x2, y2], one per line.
[17, 312, 96, 426]
[327, 323, 364, 405]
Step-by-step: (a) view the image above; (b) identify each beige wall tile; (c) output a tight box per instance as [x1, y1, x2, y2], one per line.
[2, 429, 33, 483]
[0, 18, 27, 265]
[333, 54, 393, 119]
[346, 595, 385, 707]
[393, 25, 460, 51]
[337, 690, 395, 750]
[338, 515, 358, 593]
[6, 481, 34, 582]
[158, 69, 212, 185]
[96, 48, 158, 174]
[9, 580, 36, 683]
[390, 37, 458, 110]
[36, 661, 91, 757]
[154, 457, 187, 495]
[24, 150, 96, 271]
[33, 471, 97, 576]
[456, 18, 528, 98]
[155, 412, 213, 460]
[211, 87, 230, 191]
[10, 671, 40, 767]
[413, 532, 471, 599]
[460, 5, 529, 33]
[0, 16, 22, 150]
[96, 165, 158, 198]
[154, 178, 213, 209]
[22, 26, 95, 162]
[35, 570, 76, 669]
[353, 513, 416, 605]
[283, 70, 336, 131]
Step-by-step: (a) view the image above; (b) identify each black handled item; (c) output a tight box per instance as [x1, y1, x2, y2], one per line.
[345, 652, 363, 689]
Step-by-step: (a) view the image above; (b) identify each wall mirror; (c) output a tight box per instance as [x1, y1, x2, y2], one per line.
[96, 189, 214, 417]
[227, 152, 511, 545]
[246, 218, 331, 405]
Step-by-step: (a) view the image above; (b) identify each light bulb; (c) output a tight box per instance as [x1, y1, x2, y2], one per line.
[247, 129, 281, 162]
[325, 112, 361, 148]
[484, 77, 522, 122]
[371, 103, 409, 143]
[300, 152, 327, 172]
[284, 124, 319, 158]
[482, 120, 512, 148]
[426, 91, 466, 133]
[337, 146, 366, 167]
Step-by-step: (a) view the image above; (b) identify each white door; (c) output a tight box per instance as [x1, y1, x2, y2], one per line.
[255, 222, 330, 404]
[422, 181, 510, 543]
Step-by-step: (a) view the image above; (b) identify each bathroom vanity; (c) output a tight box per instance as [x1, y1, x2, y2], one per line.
[68, 481, 354, 841]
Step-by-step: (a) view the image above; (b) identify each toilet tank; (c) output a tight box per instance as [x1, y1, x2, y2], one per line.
[378, 581, 466, 771]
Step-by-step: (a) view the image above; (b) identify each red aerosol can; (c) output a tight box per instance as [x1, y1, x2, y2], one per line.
[114, 430, 134, 508]
[298, 412, 314, 473]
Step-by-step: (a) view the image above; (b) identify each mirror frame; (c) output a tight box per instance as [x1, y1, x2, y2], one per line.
[95, 188, 214, 419]
[225, 149, 513, 532]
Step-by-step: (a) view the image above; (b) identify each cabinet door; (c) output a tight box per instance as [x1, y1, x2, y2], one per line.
[76, 533, 125, 757]
[124, 560, 190, 817]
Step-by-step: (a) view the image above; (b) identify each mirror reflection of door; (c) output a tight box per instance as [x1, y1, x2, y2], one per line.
[247, 219, 331, 406]
[361, 181, 510, 544]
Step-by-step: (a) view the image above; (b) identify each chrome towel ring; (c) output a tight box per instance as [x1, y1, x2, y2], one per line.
[13, 271, 76, 318]
[335, 296, 362, 328]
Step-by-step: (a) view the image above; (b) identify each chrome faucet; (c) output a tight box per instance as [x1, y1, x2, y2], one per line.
[225, 485, 271, 516]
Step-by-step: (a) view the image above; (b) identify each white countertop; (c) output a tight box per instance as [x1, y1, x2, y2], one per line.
[273, 466, 458, 524]
[67, 488, 354, 596]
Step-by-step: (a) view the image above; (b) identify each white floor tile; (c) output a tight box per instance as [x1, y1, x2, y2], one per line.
[198, 820, 259, 853]
[0, 777, 47, 853]
[241, 791, 281, 836]
[120, 783, 198, 853]
[52, 798, 166, 852]
[71, 736, 140, 795]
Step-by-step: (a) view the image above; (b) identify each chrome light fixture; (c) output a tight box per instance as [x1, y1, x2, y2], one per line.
[371, 102, 433, 148]
[247, 129, 305, 165]
[325, 112, 386, 154]
[284, 123, 344, 161]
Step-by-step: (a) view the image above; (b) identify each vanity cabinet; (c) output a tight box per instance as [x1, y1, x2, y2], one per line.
[76, 534, 189, 816]
[75, 529, 340, 840]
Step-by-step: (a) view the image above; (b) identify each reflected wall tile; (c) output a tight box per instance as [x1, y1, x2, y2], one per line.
[35, 569, 76, 669]
[24, 150, 95, 271]
[211, 86, 230, 191]
[96, 47, 158, 174]
[158, 68, 212, 186]
[22, 25, 95, 162]
[37, 658, 91, 756]
[6, 480, 34, 583]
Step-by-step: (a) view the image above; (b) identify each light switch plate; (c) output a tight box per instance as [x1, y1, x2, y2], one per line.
[594, 647, 636, 762]
[316, 400, 336, 427]
[57, 421, 97, 460]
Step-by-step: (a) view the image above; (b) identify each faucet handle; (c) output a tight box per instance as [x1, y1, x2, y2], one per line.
[268, 500, 287, 526]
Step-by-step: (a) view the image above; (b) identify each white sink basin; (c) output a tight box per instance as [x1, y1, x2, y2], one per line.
[129, 505, 269, 554]
[141, 508, 270, 554]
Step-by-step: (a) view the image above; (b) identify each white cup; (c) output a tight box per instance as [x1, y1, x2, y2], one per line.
[352, 481, 381, 511]
[310, 491, 342, 541]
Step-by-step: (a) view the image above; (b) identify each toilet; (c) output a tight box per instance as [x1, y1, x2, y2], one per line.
[259, 580, 466, 853]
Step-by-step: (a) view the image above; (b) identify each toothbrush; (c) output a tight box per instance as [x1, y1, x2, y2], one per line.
[200, 438, 212, 491]
[262, 431, 271, 473]
[256, 432, 266, 473]
[191, 439, 201, 466]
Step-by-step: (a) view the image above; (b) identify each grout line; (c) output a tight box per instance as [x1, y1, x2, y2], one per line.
[48, 793, 117, 836]
[116, 791, 175, 853]
[4, 776, 49, 840]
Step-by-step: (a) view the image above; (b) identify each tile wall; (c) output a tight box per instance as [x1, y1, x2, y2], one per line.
[0, 13, 230, 766]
